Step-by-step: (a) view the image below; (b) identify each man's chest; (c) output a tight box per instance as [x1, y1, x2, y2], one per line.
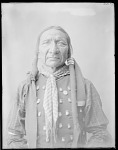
[35, 74, 74, 147]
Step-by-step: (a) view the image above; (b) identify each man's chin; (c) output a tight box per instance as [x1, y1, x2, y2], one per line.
[46, 61, 60, 68]
[46, 64, 59, 68]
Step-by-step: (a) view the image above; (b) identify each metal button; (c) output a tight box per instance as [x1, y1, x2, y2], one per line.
[70, 135, 73, 140]
[42, 85, 45, 90]
[59, 123, 62, 128]
[59, 88, 63, 92]
[62, 137, 65, 142]
[63, 90, 68, 95]
[65, 110, 69, 116]
[67, 124, 71, 129]
[58, 112, 62, 117]
[80, 109, 82, 112]
[59, 99, 63, 104]
[43, 126, 46, 130]
[38, 112, 41, 117]
[68, 86, 71, 91]
[36, 85, 39, 90]
[68, 98, 71, 103]
[46, 138, 49, 142]
[37, 98, 40, 104]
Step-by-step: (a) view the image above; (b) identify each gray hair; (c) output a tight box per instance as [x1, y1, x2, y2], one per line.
[36, 26, 73, 58]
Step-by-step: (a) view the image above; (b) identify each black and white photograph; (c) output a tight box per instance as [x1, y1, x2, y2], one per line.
[2, 3, 115, 148]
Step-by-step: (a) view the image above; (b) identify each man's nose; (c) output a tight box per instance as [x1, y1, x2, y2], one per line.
[49, 41, 59, 54]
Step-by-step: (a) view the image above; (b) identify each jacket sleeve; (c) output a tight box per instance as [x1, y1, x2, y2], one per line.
[84, 79, 113, 147]
[7, 79, 30, 149]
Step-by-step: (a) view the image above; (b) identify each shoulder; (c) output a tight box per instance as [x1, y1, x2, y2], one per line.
[18, 71, 39, 89]
[17, 71, 38, 99]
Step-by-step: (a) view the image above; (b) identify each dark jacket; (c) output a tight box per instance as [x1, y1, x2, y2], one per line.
[7, 72, 112, 148]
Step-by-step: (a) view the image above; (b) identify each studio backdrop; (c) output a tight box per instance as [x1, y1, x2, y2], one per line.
[2, 3, 115, 148]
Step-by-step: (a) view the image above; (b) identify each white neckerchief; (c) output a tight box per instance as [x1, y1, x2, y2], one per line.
[40, 64, 70, 142]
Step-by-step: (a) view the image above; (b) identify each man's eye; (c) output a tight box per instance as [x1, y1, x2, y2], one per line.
[57, 42, 67, 46]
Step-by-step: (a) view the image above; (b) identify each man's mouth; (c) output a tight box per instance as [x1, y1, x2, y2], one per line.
[47, 56, 59, 60]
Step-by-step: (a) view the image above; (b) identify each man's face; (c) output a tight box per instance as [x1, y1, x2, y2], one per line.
[39, 29, 69, 68]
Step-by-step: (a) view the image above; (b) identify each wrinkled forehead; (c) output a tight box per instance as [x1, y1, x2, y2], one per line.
[40, 29, 68, 42]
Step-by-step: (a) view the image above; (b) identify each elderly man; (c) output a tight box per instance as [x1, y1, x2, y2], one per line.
[7, 26, 112, 148]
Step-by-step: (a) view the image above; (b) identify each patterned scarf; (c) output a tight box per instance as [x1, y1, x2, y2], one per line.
[40, 64, 70, 143]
